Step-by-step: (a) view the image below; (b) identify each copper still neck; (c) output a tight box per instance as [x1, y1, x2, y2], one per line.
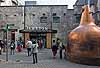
[80, 5, 95, 25]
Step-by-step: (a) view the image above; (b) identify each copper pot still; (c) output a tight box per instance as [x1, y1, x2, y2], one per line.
[66, 5, 100, 65]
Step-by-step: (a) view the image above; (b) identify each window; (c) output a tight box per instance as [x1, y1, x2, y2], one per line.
[53, 16, 60, 23]
[0, 14, 3, 20]
[85, 0, 88, 4]
[76, 14, 81, 23]
[40, 16, 47, 23]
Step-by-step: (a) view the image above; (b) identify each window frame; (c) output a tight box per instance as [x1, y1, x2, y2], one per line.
[40, 16, 47, 23]
[53, 16, 60, 23]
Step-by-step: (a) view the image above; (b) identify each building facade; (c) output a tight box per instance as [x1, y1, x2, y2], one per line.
[23, 5, 75, 48]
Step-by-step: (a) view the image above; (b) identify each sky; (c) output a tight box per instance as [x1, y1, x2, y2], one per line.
[20, 0, 77, 9]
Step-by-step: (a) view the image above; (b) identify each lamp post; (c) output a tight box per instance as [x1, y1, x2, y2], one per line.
[5, 23, 8, 61]
[5, 15, 14, 61]
[23, 5, 26, 48]
[4, 14, 8, 62]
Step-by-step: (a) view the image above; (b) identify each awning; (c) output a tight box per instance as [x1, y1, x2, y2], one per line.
[19, 29, 57, 33]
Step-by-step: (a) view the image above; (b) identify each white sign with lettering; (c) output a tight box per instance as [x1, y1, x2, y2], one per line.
[26, 26, 48, 31]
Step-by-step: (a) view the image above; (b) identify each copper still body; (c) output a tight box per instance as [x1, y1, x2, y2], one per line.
[66, 5, 100, 65]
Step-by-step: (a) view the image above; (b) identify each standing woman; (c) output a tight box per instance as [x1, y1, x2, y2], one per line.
[17, 40, 22, 52]
[51, 40, 58, 59]
[31, 40, 38, 64]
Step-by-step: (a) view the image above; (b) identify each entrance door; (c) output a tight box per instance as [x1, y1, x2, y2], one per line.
[11, 31, 15, 41]
[30, 33, 46, 48]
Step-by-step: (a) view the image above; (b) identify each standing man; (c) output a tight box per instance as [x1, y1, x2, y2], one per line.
[26, 40, 32, 56]
[59, 42, 65, 59]
[31, 40, 38, 64]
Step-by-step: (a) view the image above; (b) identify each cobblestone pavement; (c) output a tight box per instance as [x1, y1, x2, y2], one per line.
[0, 48, 99, 68]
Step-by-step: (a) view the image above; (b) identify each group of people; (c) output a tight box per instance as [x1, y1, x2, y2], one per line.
[51, 38, 65, 59]
[0, 39, 16, 55]
[26, 38, 65, 64]
[0, 38, 65, 64]
[10, 40, 23, 55]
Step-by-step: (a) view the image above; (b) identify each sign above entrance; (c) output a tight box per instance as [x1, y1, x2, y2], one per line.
[26, 26, 48, 31]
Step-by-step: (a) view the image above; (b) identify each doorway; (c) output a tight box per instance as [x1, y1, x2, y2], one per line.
[30, 33, 46, 48]
[11, 31, 15, 41]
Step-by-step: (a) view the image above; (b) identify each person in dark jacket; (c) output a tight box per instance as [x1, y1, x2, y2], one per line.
[10, 40, 15, 55]
[59, 42, 65, 59]
[0, 40, 3, 55]
[52, 40, 58, 59]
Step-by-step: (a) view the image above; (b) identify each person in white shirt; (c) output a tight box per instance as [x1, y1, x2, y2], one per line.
[31, 40, 38, 64]
[26, 40, 32, 56]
